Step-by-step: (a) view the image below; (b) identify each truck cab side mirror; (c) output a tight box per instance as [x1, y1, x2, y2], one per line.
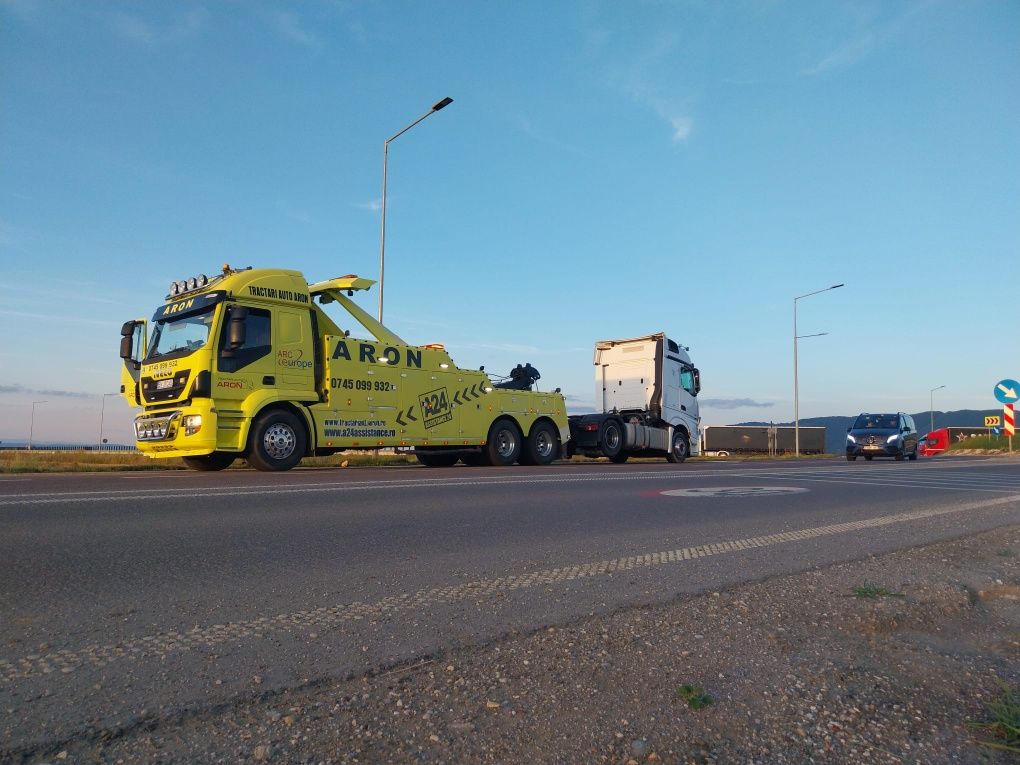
[226, 306, 248, 350]
[693, 368, 701, 394]
[120, 320, 147, 364]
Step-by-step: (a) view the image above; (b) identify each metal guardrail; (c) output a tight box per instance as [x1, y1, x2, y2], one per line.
[0, 445, 139, 453]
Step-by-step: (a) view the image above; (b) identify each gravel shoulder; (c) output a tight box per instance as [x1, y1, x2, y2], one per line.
[17, 525, 1020, 764]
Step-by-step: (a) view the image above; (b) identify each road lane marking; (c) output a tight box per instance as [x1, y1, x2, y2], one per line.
[2, 492, 1017, 684]
[659, 486, 810, 498]
[2, 464, 1019, 505]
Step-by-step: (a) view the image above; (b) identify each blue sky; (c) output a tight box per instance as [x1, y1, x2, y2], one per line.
[2, 0, 1017, 445]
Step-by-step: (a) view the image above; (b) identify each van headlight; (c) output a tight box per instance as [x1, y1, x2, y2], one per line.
[886, 433, 900, 444]
[846, 434, 856, 443]
[183, 414, 203, 436]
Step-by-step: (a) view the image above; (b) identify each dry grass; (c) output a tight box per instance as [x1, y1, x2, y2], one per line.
[0, 450, 422, 474]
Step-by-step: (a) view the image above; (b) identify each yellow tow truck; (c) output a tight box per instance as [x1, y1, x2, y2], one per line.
[119, 266, 568, 471]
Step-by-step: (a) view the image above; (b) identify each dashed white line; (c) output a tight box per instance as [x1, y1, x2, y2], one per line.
[3, 492, 1017, 684]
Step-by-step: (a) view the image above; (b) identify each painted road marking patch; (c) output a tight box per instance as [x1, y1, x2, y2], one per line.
[659, 486, 809, 498]
[2, 492, 1017, 685]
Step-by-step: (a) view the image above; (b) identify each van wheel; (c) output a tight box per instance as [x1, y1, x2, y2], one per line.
[865, 456, 873, 461]
[247, 410, 306, 471]
[416, 451, 459, 467]
[666, 431, 689, 464]
[600, 419, 625, 462]
[523, 422, 559, 466]
[846, 455, 857, 461]
[908, 448, 918, 461]
[485, 418, 522, 466]
[182, 452, 236, 471]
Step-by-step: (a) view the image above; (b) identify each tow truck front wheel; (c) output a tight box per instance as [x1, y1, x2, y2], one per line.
[182, 452, 236, 471]
[666, 431, 689, 464]
[247, 410, 306, 471]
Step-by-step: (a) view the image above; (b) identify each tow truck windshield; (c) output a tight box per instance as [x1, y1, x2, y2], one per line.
[146, 306, 216, 360]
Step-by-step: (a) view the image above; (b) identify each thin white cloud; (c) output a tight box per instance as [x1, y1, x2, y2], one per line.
[111, 13, 155, 45]
[266, 9, 321, 49]
[604, 32, 696, 144]
[702, 398, 774, 410]
[109, 7, 209, 46]
[802, 33, 876, 76]
[356, 199, 382, 213]
[800, 5, 922, 77]
[0, 383, 96, 399]
[275, 200, 313, 224]
[515, 114, 586, 155]
[670, 116, 693, 142]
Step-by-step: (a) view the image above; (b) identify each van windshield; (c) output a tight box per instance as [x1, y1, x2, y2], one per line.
[853, 414, 899, 430]
[146, 306, 216, 360]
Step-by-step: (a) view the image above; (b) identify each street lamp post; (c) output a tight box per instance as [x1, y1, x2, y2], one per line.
[99, 392, 119, 451]
[794, 283, 844, 457]
[929, 385, 945, 435]
[378, 96, 454, 323]
[29, 400, 47, 450]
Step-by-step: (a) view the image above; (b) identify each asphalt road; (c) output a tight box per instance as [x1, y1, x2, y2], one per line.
[2, 455, 1019, 758]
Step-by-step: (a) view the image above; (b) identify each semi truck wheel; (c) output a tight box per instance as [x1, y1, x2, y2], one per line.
[600, 419, 626, 462]
[182, 452, 236, 471]
[246, 409, 306, 471]
[485, 418, 522, 466]
[522, 421, 558, 466]
[666, 431, 689, 463]
[416, 451, 459, 467]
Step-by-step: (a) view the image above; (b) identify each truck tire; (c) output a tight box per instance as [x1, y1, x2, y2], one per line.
[522, 421, 559, 466]
[182, 452, 236, 471]
[666, 430, 689, 464]
[600, 419, 625, 462]
[416, 450, 459, 468]
[485, 418, 522, 466]
[246, 409, 306, 471]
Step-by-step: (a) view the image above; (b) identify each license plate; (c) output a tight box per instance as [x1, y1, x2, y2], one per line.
[156, 379, 173, 390]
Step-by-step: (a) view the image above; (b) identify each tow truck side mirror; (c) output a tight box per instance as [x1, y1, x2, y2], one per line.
[227, 306, 248, 350]
[119, 320, 137, 360]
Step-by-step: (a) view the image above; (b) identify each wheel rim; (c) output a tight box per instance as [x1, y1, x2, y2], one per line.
[605, 425, 620, 451]
[534, 429, 554, 458]
[496, 427, 517, 458]
[673, 435, 687, 458]
[263, 423, 297, 460]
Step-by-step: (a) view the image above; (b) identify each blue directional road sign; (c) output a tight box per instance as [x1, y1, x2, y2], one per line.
[994, 379, 1020, 405]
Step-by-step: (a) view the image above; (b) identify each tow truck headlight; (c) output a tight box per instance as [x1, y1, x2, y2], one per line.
[183, 415, 203, 436]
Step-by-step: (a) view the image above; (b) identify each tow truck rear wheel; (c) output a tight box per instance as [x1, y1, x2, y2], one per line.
[246, 409, 306, 471]
[182, 452, 236, 471]
[522, 421, 559, 466]
[485, 418, 522, 466]
[666, 430, 690, 464]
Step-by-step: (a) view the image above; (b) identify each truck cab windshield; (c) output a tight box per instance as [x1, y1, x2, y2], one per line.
[147, 307, 216, 360]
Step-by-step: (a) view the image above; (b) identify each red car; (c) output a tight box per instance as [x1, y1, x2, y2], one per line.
[918, 428, 949, 456]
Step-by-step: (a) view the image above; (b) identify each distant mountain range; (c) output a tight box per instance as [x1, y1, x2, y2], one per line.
[737, 410, 1004, 455]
